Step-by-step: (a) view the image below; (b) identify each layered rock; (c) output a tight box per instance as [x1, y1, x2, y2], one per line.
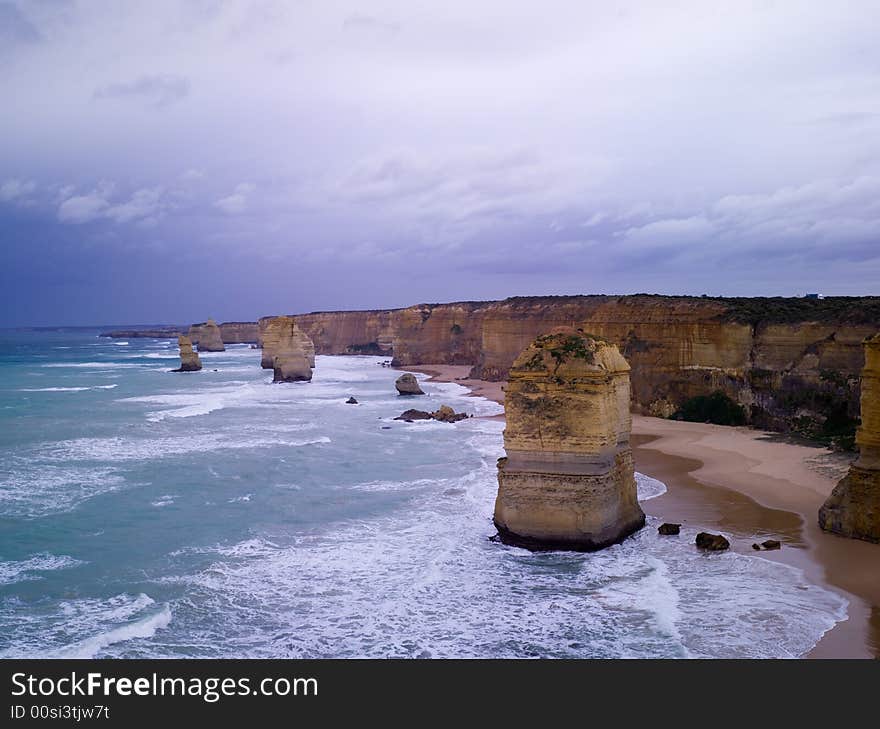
[189, 319, 225, 352]
[172, 335, 202, 372]
[395, 373, 424, 396]
[819, 334, 880, 542]
[493, 330, 645, 551]
[273, 353, 312, 382]
[258, 295, 879, 438]
[260, 316, 316, 370]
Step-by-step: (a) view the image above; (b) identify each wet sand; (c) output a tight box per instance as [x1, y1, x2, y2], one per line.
[404, 363, 880, 659]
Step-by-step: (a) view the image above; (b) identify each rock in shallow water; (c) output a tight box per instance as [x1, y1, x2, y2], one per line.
[695, 532, 730, 551]
[172, 335, 202, 372]
[658, 523, 681, 535]
[395, 373, 424, 395]
[493, 329, 645, 551]
[273, 354, 312, 382]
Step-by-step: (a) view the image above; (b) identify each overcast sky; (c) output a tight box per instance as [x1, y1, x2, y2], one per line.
[2, 0, 879, 325]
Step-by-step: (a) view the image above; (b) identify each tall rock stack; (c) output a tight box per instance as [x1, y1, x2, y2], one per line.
[172, 335, 202, 372]
[191, 319, 225, 352]
[260, 316, 316, 370]
[819, 334, 880, 543]
[493, 329, 645, 550]
[263, 316, 316, 382]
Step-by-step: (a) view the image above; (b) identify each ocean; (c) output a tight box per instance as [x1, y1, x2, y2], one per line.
[0, 329, 847, 658]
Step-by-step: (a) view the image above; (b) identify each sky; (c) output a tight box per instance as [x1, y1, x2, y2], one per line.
[1, 0, 879, 326]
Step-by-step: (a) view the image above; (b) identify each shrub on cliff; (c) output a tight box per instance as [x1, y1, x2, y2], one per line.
[673, 391, 747, 426]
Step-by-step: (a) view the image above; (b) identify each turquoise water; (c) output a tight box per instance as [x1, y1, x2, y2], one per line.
[0, 329, 848, 658]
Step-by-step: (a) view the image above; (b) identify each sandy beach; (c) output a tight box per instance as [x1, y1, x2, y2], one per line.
[404, 363, 880, 659]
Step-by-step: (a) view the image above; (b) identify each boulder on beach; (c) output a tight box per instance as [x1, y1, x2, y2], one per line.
[658, 523, 681, 535]
[346, 397, 358, 404]
[273, 354, 312, 382]
[395, 373, 424, 396]
[695, 532, 730, 551]
[172, 335, 202, 372]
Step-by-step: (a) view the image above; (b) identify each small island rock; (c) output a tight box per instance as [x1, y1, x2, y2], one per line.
[395, 373, 424, 396]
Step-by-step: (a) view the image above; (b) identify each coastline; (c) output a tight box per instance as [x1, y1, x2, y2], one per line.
[403, 363, 880, 659]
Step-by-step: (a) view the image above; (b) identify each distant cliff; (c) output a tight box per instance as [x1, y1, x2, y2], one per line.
[263, 295, 880, 445]
[102, 321, 259, 344]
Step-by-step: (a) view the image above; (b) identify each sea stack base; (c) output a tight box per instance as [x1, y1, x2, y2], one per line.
[494, 453, 645, 552]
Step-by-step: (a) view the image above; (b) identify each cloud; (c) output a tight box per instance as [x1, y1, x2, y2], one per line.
[93, 75, 190, 108]
[214, 183, 255, 215]
[342, 14, 400, 35]
[180, 168, 206, 182]
[105, 187, 165, 224]
[0, 3, 40, 47]
[57, 184, 165, 225]
[0, 179, 37, 202]
[57, 191, 110, 224]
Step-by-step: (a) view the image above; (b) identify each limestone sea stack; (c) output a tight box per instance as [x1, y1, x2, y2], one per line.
[172, 335, 202, 372]
[273, 354, 312, 382]
[261, 316, 316, 370]
[395, 373, 424, 396]
[819, 333, 880, 543]
[493, 329, 645, 551]
[191, 319, 225, 352]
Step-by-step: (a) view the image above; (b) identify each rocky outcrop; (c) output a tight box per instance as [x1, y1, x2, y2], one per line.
[172, 335, 202, 372]
[819, 334, 880, 542]
[273, 354, 312, 382]
[695, 532, 730, 551]
[260, 316, 316, 370]
[394, 409, 433, 422]
[395, 373, 424, 396]
[258, 295, 879, 440]
[189, 319, 225, 352]
[493, 330, 645, 551]
[431, 405, 469, 423]
[393, 405, 469, 423]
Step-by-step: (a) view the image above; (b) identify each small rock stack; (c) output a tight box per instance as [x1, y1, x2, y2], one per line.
[190, 319, 225, 352]
[172, 335, 202, 372]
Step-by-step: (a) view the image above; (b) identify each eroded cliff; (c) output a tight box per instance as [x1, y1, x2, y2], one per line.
[259, 295, 880, 440]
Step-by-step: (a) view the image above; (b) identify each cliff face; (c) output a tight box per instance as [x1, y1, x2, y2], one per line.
[188, 321, 257, 345]
[259, 311, 394, 357]
[218, 322, 259, 344]
[819, 334, 880, 542]
[493, 330, 644, 550]
[260, 295, 879, 438]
